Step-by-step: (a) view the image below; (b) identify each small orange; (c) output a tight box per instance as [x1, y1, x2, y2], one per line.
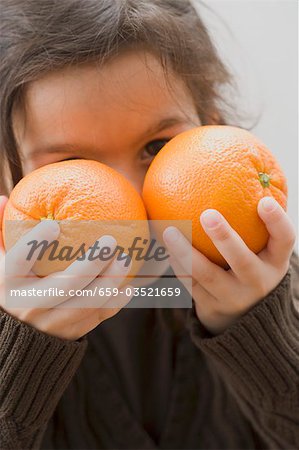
[4, 159, 149, 279]
[142, 125, 287, 267]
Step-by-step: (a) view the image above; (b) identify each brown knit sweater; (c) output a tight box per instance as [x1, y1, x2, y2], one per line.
[0, 252, 298, 450]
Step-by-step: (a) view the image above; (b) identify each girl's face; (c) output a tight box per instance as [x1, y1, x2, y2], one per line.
[13, 50, 200, 194]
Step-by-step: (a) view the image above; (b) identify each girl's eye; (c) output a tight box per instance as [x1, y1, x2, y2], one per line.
[61, 157, 80, 162]
[144, 139, 170, 157]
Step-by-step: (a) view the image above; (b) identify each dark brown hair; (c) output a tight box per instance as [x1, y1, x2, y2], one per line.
[0, 0, 234, 194]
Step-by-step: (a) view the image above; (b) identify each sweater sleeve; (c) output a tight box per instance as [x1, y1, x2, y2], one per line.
[0, 310, 88, 450]
[187, 251, 299, 450]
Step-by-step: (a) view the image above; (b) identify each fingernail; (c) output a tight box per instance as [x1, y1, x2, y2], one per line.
[261, 197, 277, 212]
[39, 219, 60, 234]
[89, 235, 116, 261]
[163, 226, 180, 243]
[97, 235, 116, 249]
[201, 210, 222, 229]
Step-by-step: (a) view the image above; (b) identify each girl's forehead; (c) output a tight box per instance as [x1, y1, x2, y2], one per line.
[13, 50, 198, 149]
[26, 50, 194, 111]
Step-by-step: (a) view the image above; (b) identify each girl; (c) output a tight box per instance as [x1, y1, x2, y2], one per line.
[0, 1, 298, 449]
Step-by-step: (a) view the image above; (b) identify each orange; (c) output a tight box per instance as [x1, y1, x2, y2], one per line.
[142, 125, 287, 268]
[4, 159, 149, 280]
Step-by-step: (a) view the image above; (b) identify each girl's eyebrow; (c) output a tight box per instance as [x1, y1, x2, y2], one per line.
[142, 116, 188, 137]
[27, 116, 188, 158]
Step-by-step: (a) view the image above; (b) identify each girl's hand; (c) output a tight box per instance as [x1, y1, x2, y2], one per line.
[0, 195, 133, 341]
[163, 196, 297, 335]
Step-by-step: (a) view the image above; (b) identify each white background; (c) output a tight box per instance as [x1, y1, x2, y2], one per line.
[196, 0, 298, 249]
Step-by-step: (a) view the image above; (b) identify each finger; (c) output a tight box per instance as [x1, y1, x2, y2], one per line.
[199, 209, 261, 282]
[257, 197, 296, 265]
[168, 254, 209, 295]
[0, 195, 8, 253]
[54, 252, 131, 310]
[55, 285, 134, 340]
[22, 253, 129, 339]
[163, 226, 232, 298]
[99, 283, 134, 310]
[169, 255, 219, 326]
[34, 235, 117, 308]
[39, 284, 135, 341]
[92, 252, 132, 307]
[5, 220, 60, 277]
[163, 226, 193, 275]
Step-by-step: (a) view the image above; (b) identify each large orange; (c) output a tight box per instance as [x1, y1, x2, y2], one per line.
[4, 159, 149, 280]
[142, 125, 287, 268]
